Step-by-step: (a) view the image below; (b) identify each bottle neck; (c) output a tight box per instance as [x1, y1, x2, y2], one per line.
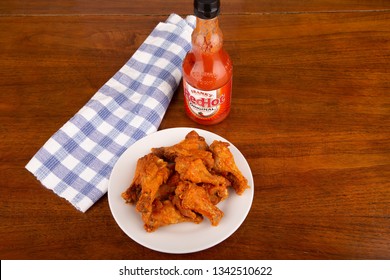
[192, 16, 223, 53]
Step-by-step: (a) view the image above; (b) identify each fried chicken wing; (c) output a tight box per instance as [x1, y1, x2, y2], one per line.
[202, 183, 229, 205]
[121, 182, 141, 204]
[144, 200, 202, 232]
[175, 156, 231, 188]
[175, 181, 224, 226]
[122, 131, 250, 232]
[154, 171, 180, 201]
[152, 130, 214, 169]
[171, 194, 203, 221]
[210, 141, 250, 195]
[121, 153, 171, 223]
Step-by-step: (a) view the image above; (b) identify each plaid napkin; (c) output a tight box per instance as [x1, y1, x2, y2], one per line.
[26, 14, 196, 212]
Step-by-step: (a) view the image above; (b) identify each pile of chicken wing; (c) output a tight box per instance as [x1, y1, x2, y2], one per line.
[121, 130, 249, 232]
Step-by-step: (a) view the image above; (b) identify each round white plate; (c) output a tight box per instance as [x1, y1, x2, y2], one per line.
[108, 127, 254, 254]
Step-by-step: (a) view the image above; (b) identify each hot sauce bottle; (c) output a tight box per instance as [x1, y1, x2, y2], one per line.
[182, 0, 233, 125]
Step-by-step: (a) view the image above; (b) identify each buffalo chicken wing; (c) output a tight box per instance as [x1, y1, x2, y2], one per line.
[121, 130, 249, 232]
[210, 140, 250, 195]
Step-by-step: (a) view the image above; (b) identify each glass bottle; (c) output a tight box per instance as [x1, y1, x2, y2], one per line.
[182, 0, 233, 125]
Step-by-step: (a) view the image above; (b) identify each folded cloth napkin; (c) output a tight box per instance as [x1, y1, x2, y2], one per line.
[26, 14, 196, 212]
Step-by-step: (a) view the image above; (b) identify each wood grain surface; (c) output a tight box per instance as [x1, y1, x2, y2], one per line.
[0, 0, 389, 259]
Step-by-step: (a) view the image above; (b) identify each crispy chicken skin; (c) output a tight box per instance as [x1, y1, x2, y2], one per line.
[175, 181, 224, 226]
[202, 183, 229, 205]
[154, 171, 180, 201]
[210, 140, 250, 195]
[175, 156, 231, 188]
[121, 182, 140, 204]
[121, 153, 171, 223]
[152, 130, 214, 169]
[144, 200, 202, 232]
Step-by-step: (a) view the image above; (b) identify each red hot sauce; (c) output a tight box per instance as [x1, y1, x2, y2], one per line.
[182, 0, 233, 125]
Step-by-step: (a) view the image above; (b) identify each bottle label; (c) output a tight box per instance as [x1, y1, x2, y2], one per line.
[183, 79, 232, 120]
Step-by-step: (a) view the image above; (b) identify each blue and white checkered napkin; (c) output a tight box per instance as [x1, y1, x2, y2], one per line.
[26, 14, 196, 212]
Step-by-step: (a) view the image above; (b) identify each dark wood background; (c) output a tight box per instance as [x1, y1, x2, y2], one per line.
[1, 0, 389, 259]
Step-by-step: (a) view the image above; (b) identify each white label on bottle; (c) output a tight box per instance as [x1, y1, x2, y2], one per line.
[183, 81, 225, 118]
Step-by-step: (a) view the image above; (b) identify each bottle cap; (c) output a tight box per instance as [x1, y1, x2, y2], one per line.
[194, 0, 220, 19]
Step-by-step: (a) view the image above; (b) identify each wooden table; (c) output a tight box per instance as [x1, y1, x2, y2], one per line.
[1, 0, 389, 260]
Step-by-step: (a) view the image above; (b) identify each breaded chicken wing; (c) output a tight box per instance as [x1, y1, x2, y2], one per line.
[154, 171, 180, 201]
[210, 141, 250, 195]
[202, 183, 229, 205]
[121, 153, 171, 223]
[144, 200, 202, 232]
[175, 156, 231, 188]
[175, 181, 224, 226]
[152, 130, 214, 169]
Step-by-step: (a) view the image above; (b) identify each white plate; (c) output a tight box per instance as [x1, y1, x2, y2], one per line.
[108, 127, 254, 254]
